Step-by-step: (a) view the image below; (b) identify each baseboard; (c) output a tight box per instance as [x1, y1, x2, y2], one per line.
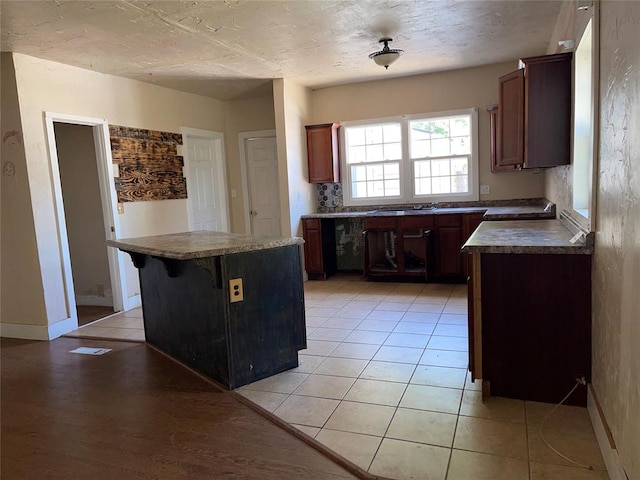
[1, 315, 78, 340]
[76, 295, 113, 307]
[588, 384, 629, 480]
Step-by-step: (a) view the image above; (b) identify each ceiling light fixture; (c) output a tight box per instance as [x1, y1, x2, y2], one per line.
[369, 38, 404, 70]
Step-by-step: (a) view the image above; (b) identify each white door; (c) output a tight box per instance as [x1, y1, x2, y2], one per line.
[246, 136, 281, 236]
[184, 132, 229, 232]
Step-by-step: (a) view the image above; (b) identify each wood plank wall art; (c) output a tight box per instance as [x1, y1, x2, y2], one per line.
[109, 125, 186, 202]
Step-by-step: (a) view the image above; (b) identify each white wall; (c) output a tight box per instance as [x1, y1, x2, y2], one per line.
[5, 53, 226, 337]
[273, 79, 316, 238]
[310, 62, 547, 201]
[0, 53, 47, 329]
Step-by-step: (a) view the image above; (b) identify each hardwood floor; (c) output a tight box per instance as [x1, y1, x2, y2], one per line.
[76, 305, 115, 326]
[0, 337, 360, 480]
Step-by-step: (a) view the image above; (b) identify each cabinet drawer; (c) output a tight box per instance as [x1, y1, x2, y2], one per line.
[399, 215, 434, 229]
[364, 217, 397, 229]
[303, 218, 321, 230]
[436, 214, 462, 227]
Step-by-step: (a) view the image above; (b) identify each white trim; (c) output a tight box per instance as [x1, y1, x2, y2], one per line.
[339, 108, 479, 207]
[43, 112, 128, 337]
[238, 129, 277, 234]
[181, 127, 230, 232]
[588, 386, 628, 480]
[0, 316, 78, 340]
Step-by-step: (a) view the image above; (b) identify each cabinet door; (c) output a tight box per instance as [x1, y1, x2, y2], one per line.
[302, 219, 323, 275]
[437, 227, 462, 275]
[488, 105, 518, 173]
[523, 53, 572, 168]
[497, 69, 524, 167]
[306, 124, 340, 183]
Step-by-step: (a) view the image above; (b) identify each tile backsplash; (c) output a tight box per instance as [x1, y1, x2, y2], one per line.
[316, 183, 343, 208]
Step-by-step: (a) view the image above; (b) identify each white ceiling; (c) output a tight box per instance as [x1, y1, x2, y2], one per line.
[0, 0, 562, 101]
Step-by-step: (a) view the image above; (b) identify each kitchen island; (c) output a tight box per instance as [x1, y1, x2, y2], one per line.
[107, 231, 306, 389]
[462, 213, 593, 405]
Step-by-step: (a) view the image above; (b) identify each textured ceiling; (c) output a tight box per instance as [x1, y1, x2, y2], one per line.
[0, 1, 563, 101]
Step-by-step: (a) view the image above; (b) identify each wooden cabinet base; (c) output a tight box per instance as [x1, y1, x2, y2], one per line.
[477, 253, 591, 406]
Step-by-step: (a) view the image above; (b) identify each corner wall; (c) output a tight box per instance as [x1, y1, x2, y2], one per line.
[0, 53, 47, 329]
[273, 79, 315, 238]
[591, 2, 640, 478]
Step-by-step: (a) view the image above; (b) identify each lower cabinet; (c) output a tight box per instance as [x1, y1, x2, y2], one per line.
[302, 218, 336, 280]
[468, 252, 592, 405]
[302, 211, 488, 281]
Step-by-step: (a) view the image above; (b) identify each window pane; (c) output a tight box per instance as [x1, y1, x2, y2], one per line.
[451, 157, 468, 174]
[353, 181, 368, 198]
[414, 159, 430, 177]
[451, 116, 470, 137]
[348, 145, 366, 163]
[386, 179, 400, 196]
[451, 175, 468, 193]
[431, 159, 451, 176]
[411, 139, 430, 158]
[348, 127, 366, 147]
[432, 176, 451, 194]
[384, 142, 402, 160]
[366, 144, 384, 162]
[383, 124, 402, 143]
[365, 126, 383, 145]
[451, 136, 471, 155]
[351, 164, 367, 181]
[410, 122, 432, 141]
[366, 164, 384, 180]
[369, 180, 385, 197]
[432, 138, 450, 156]
[430, 119, 450, 138]
[415, 177, 431, 195]
[384, 162, 400, 179]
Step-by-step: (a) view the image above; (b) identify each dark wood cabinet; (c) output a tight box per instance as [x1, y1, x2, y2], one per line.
[468, 252, 591, 406]
[305, 123, 340, 183]
[487, 105, 518, 173]
[302, 218, 336, 279]
[496, 53, 572, 169]
[435, 214, 462, 277]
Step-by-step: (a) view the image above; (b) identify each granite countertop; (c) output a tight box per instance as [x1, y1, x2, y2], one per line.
[302, 202, 554, 220]
[107, 231, 303, 260]
[462, 220, 593, 254]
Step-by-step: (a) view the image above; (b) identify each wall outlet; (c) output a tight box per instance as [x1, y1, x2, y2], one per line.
[229, 278, 244, 303]
[480, 184, 491, 195]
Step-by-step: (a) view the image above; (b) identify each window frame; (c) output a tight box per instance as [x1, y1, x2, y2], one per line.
[340, 108, 479, 207]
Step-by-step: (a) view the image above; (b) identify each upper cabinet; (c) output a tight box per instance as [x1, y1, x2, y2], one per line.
[305, 123, 340, 183]
[496, 52, 572, 170]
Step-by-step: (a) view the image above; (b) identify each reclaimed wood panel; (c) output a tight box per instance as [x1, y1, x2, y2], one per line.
[109, 125, 186, 202]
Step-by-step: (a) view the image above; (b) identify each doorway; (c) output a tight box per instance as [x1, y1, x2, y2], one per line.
[182, 128, 230, 232]
[54, 123, 115, 325]
[239, 130, 281, 236]
[44, 112, 128, 334]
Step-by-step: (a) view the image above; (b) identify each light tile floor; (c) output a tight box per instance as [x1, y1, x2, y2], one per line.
[66, 275, 609, 480]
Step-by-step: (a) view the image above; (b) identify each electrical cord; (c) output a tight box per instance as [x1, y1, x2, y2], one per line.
[538, 377, 594, 470]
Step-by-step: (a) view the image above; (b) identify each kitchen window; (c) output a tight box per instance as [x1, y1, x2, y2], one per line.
[340, 108, 479, 206]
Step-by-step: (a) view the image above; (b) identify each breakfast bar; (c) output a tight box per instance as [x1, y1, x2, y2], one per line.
[107, 231, 306, 389]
